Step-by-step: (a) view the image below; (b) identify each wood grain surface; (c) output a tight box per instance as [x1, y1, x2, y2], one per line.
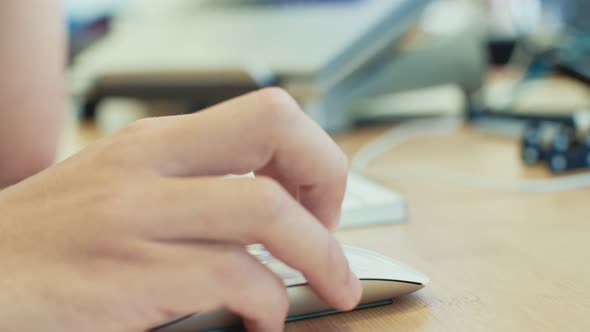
[297, 125, 590, 332]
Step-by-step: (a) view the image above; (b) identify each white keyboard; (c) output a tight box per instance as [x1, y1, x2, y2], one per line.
[340, 173, 406, 228]
[227, 172, 406, 228]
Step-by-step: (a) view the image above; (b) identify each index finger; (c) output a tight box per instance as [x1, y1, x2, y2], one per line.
[115, 88, 348, 229]
[135, 176, 362, 312]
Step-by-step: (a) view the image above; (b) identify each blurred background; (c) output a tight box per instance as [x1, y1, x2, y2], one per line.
[62, 0, 590, 174]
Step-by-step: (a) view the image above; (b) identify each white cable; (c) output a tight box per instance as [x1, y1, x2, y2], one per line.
[367, 167, 590, 193]
[351, 116, 590, 193]
[351, 116, 462, 172]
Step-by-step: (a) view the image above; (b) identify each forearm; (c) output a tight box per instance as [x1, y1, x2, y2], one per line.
[0, 0, 66, 187]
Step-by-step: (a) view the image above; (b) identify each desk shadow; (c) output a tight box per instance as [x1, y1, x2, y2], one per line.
[285, 293, 430, 332]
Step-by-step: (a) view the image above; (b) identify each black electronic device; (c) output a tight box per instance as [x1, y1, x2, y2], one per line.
[521, 120, 590, 173]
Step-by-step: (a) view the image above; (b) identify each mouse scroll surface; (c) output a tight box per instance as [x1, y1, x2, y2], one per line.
[152, 246, 429, 332]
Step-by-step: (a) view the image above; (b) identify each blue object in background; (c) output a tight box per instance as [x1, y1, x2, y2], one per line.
[65, 0, 126, 24]
[65, 0, 129, 60]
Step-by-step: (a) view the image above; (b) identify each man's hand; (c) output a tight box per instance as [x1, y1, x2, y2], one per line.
[0, 88, 362, 332]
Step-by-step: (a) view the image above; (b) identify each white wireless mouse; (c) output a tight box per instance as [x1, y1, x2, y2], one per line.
[152, 246, 429, 332]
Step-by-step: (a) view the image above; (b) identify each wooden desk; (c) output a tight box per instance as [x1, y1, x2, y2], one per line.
[68, 121, 590, 331]
[300, 125, 590, 332]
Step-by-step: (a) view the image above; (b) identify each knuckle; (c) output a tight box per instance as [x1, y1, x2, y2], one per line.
[95, 116, 169, 169]
[122, 117, 160, 135]
[255, 87, 301, 126]
[92, 117, 160, 165]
